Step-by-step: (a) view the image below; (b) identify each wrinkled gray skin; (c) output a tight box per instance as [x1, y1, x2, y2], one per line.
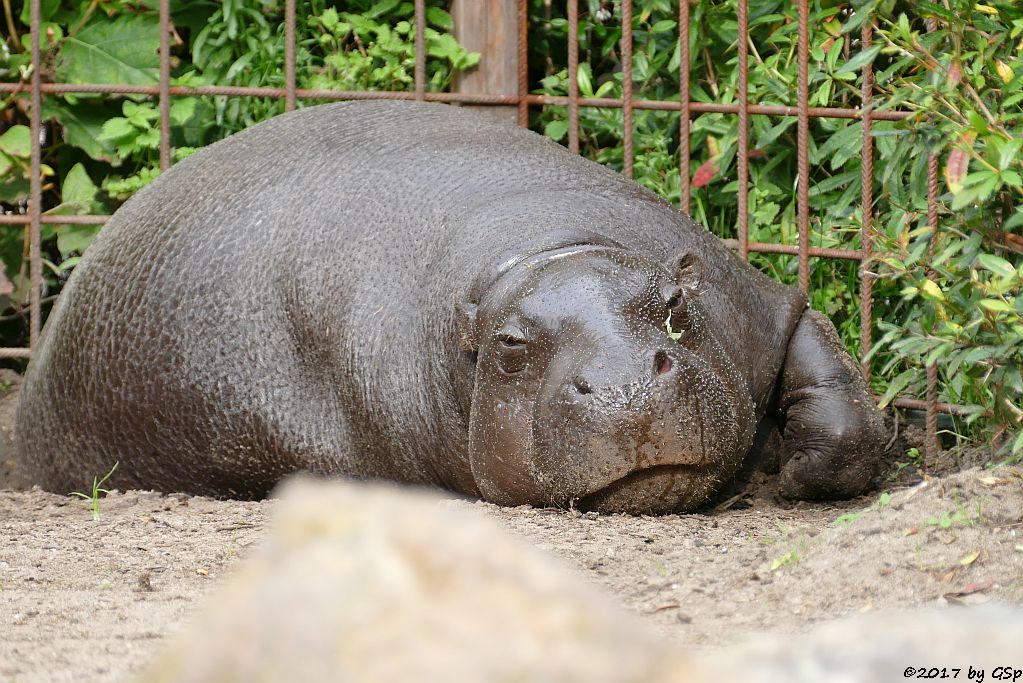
[14, 101, 885, 513]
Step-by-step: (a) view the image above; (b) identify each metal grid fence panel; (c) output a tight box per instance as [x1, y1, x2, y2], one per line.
[1, 0, 962, 453]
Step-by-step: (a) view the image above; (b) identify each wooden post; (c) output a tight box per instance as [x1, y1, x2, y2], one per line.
[451, 0, 520, 124]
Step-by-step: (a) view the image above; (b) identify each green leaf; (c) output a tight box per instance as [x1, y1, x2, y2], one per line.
[98, 118, 137, 143]
[896, 13, 912, 42]
[878, 369, 915, 409]
[977, 253, 1017, 279]
[577, 64, 593, 97]
[0, 126, 31, 158]
[0, 177, 29, 203]
[57, 225, 102, 259]
[594, 79, 616, 98]
[135, 127, 161, 149]
[839, 0, 878, 33]
[18, 0, 60, 24]
[367, 0, 401, 19]
[57, 256, 83, 271]
[920, 279, 945, 302]
[1002, 170, 1022, 186]
[998, 137, 1023, 171]
[832, 511, 864, 526]
[808, 170, 858, 197]
[814, 122, 861, 171]
[170, 98, 197, 126]
[835, 44, 882, 74]
[225, 52, 256, 81]
[426, 7, 453, 31]
[44, 199, 87, 217]
[320, 7, 339, 29]
[123, 101, 159, 124]
[755, 118, 797, 149]
[42, 98, 121, 164]
[427, 32, 461, 60]
[55, 14, 160, 86]
[61, 163, 99, 207]
[102, 167, 161, 200]
[916, 1, 955, 21]
[173, 147, 198, 162]
[545, 119, 568, 142]
[0, 151, 13, 177]
[979, 299, 1013, 313]
[1004, 207, 1023, 232]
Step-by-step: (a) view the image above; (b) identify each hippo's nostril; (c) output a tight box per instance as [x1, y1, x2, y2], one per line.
[573, 377, 593, 395]
[654, 350, 673, 376]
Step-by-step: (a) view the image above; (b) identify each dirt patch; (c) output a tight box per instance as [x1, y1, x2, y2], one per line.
[484, 467, 1023, 642]
[2, 466, 1022, 682]
[0, 489, 267, 682]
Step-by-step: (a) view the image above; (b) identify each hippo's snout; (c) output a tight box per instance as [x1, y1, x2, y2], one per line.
[569, 348, 677, 397]
[532, 343, 751, 514]
[561, 348, 712, 466]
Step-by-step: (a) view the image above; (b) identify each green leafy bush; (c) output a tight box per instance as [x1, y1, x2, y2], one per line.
[862, 0, 1023, 455]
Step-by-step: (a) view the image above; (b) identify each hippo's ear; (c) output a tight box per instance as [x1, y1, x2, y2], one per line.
[672, 251, 704, 296]
[455, 302, 479, 351]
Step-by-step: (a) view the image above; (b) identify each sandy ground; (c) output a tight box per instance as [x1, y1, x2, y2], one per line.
[1, 376, 1022, 682]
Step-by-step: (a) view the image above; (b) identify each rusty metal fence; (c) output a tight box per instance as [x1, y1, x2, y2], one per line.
[0, 0, 959, 455]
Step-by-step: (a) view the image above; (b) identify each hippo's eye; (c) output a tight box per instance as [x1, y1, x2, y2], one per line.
[495, 333, 528, 375]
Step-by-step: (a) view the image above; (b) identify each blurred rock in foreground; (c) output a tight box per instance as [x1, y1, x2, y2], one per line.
[139, 477, 1023, 683]
[139, 477, 695, 683]
[708, 604, 1023, 683]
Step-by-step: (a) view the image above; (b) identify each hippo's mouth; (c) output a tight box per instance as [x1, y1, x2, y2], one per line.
[575, 463, 714, 515]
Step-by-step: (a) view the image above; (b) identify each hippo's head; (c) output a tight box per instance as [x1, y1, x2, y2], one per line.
[457, 244, 756, 514]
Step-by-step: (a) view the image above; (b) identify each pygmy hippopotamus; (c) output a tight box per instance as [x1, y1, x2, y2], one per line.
[14, 100, 885, 513]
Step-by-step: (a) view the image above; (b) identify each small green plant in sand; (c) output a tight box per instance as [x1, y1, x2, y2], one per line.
[830, 511, 863, 527]
[770, 549, 800, 571]
[832, 511, 865, 527]
[832, 491, 894, 527]
[69, 462, 119, 521]
[889, 448, 923, 482]
[925, 505, 978, 530]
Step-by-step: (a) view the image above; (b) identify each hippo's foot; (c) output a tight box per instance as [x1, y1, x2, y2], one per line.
[773, 309, 886, 501]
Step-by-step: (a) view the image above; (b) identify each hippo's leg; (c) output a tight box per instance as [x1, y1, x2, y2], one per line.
[773, 308, 886, 500]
